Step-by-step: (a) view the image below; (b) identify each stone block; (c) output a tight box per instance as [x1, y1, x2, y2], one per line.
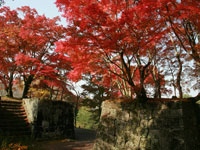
[95, 100, 199, 150]
[140, 119, 149, 128]
[28, 99, 75, 139]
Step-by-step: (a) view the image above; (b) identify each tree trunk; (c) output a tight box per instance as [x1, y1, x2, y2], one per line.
[7, 71, 14, 98]
[153, 76, 162, 98]
[119, 52, 148, 102]
[22, 75, 34, 98]
[135, 86, 148, 102]
[74, 96, 80, 128]
[154, 82, 161, 98]
[176, 54, 183, 98]
[136, 65, 149, 102]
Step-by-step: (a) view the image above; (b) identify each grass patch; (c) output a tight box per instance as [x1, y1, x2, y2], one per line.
[76, 106, 98, 130]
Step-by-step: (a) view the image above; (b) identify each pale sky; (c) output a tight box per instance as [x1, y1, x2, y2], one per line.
[5, 0, 66, 25]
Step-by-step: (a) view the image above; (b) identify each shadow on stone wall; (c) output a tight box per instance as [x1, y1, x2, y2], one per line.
[23, 99, 75, 140]
[182, 100, 200, 150]
[94, 98, 200, 150]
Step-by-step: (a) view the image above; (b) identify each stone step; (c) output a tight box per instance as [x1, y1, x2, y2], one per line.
[0, 104, 23, 108]
[0, 128, 31, 137]
[0, 120, 29, 126]
[0, 100, 22, 105]
[0, 115, 28, 121]
[0, 125, 30, 130]
[1, 104, 22, 109]
[0, 111, 27, 118]
[0, 100, 31, 137]
[0, 109, 26, 114]
[0, 101, 22, 111]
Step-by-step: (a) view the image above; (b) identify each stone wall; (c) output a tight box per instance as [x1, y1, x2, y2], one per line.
[23, 99, 74, 139]
[94, 99, 200, 150]
[23, 98, 39, 124]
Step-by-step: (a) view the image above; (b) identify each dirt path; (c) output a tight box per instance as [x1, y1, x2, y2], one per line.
[37, 128, 96, 150]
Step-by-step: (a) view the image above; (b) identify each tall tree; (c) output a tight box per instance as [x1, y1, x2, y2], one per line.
[55, 0, 164, 102]
[0, 6, 70, 98]
[15, 6, 68, 98]
[0, 7, 21, 97]
[56, 0, 200, 101]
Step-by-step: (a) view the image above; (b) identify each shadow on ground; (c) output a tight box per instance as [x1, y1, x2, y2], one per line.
[75, 128, 96, 141]
[35, 128, 96, 150]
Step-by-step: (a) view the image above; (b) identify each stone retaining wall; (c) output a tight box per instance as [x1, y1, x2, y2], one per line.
[23, 99, 74, 139]
[94, 99, 200, 150]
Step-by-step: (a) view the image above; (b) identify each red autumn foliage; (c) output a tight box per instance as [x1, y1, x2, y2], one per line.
[0, 6, 70, 98]
[56, 0, 199, 101]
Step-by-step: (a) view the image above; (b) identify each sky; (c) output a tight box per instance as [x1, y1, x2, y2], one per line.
[5, 0, 66, 25]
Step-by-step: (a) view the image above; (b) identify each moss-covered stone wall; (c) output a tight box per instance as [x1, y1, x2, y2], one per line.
[94, 99, 200, 150]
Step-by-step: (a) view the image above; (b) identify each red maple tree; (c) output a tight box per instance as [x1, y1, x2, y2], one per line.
[55, 0, 199, 101]
[0, 7, 21, 97]
[55, 0, 166, 101]
[0, 6, 70, 98]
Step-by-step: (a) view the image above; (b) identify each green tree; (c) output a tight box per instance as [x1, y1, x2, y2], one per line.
[76, 106, 98, 129]
[81, 75, 111, 120]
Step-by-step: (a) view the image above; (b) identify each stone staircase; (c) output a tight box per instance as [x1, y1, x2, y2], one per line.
[0, 99, 31, 137]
